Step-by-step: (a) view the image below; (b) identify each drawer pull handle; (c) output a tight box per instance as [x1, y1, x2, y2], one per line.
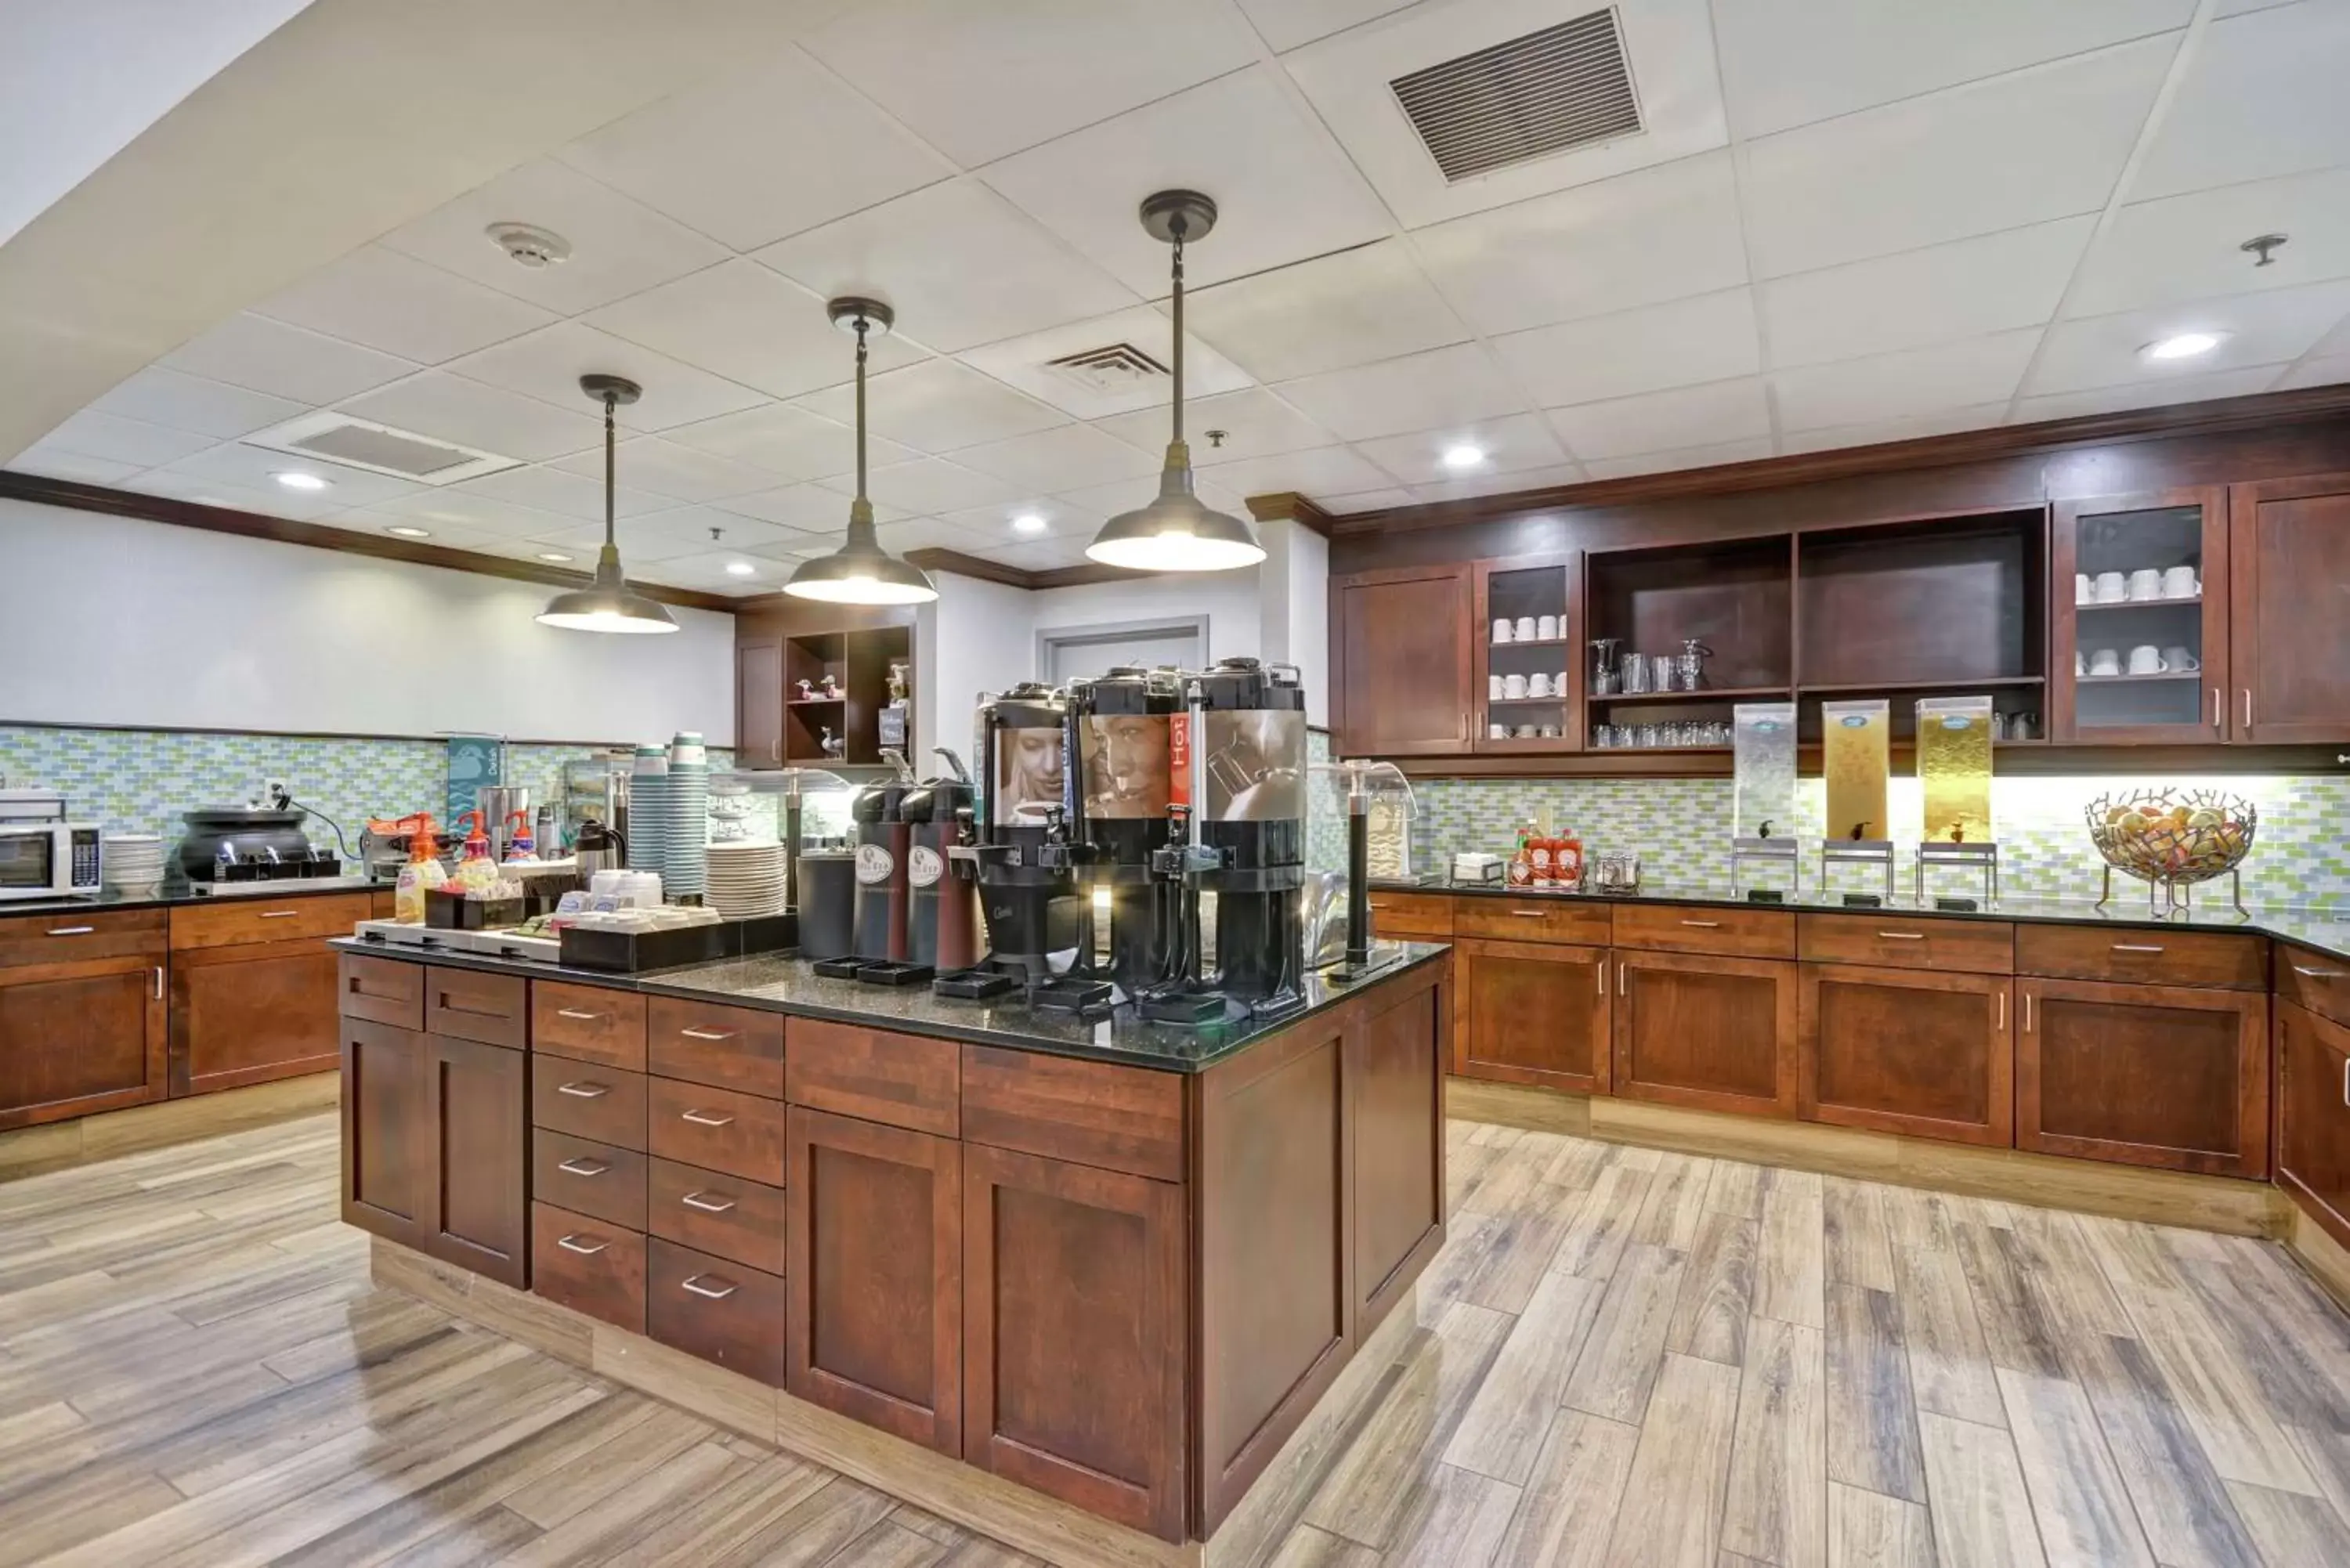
[258, 909, 301, 919]
[1681, 919, 1722, 929]
[556, 1235, 608, 1255]
[45, 926, 95, 937]
[681, 1190, 737, 1213]
[1876, 931, 1926, 941]
[555, 1007, 604, 1022]
[556, 1157, 609, 1177]
[556, 1082, 609, 1099]
[2292, 965, 2346, 980]
[679, 1026, 739, 1042]
[681, 1108, 736, 1128]
[1367, 901, 1390, 909]
[1509, 909, 1548, 919]
[2110, 943, 2165, 954]
[682, 1274, 738, 1300]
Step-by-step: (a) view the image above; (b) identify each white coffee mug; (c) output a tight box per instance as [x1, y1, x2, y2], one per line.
[2094, 571, 2127, 603]
[2089, 647, 2123, 677]
[2163, 565, 2199, 598]
[1503, 673, 1528, 699]
[2128, 569, 2164, 602]
[1528, 672, 1552, 698]
[2164, 645, 2200, 673]
[1491, 618, 1512, 643]
[2076, 650, 2089, 676]
[2075, 573, 2094, 605]
[1488, 674, 1505, 699]
[1556, 670, 1570, 695]
[2128, 644, 2164, 675]
[1513, 616, 1537, 641]
[1536, 614, 1560, 640]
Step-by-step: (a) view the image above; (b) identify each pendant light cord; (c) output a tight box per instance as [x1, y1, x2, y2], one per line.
[1168, 220, 1186, 446]
[854, 314, 870, 502]
[601, 390, 617, 550]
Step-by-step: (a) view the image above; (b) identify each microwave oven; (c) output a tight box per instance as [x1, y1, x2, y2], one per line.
[0, 822, 103, 901]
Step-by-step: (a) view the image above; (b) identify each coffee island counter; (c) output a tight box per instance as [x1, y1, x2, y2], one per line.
[331, 934, 1450, 1567]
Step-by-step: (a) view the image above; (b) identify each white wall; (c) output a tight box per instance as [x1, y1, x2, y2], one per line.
[1030, 568, 1263, 665]
[1256, 521, 1329, 727]
[0, 500, 735, 743]
[915, 571, 1037, 767]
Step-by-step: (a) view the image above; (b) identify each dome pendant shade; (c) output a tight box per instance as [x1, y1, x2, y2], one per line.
[538, 374, 679, 634]
[786, 297, 938, 605]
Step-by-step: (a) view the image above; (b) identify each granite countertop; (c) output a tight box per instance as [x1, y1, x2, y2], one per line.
[1376, 876, 2350, 963]
[329, 935, 1450, 1073]
[1, 876, 382, 919]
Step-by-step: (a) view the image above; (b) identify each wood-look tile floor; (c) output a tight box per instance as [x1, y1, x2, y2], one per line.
[3, 1114, 2348, 1566]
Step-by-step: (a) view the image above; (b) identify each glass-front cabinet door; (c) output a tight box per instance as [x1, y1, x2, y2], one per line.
[2050, 488, 2229, 744]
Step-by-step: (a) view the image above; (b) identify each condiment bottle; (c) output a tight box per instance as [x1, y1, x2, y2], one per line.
[392, 815, 447, 923]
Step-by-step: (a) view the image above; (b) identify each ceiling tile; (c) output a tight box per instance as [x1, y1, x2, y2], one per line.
[1544, 376, 1772, 461]
[1182, 240, 1468, 385]
[320, 511, 506, 555]
[584, 258, 924, 400]
[818, 457, 1023, 514]
[558, 49, 956, 252]
[1198, 443, 1400, 497]
[1777, 402, 2012, 454]
[1272, 341, 1524, 441]
[980, 66, 1391, 294]
[2131, 2, 2350, 201]
[1740, 38, 2174, 278]
[1092, 386, 1339, 464]
[1411, 152, 1749, 335]
[6, 444, 138, 486]
[716, 483, 903, 531]
[549, 436, 776, 504]
[35, 410, 218, 468]
[803, 0, 1261, 166]
[1321, 486, 1415, 513]
[757, 181, 1137, 355]
[338, 373, 602, 463]
[2070, 167, 2350, 318]
[1406, 461, 1588, 503]
[1762, 217, 2095, 369]
[88, 367, 307, 439]
[994, 535, 1101, 571]
[792, 358, 1066, 453]
[450, 462, 670, 521]
[959, 305, 1253, 418]
[1235, 0, 1417, 52]
[161, 313, 418, 406]
[942, 494, 1108, 543]
[2012, 364, 2283, 424]
[1712, 0, 2193, 139]
[949, 424, 1162, 492]
[255, 245, 558, 365]
[2027, 277, 2350, 395]
[663, 401, 917, 481]
[1581, 438, 1775, 480]
[2279, 352, 2350, 391]
[638, 548, 790, 592]
[748, 529, 849, 564]
[153, 442, 425, 509]
[1772, 330, 2041, 430]
[367, 487, 582, 540]
[120, 469, 344, 522]
[443, 321, 766, 434]
[1054, 471, 1247, 518]
[379, 158, 728, 316]
[1493, 288, 1762, 407]
[520, 515, 715, 563]
[1284, 0, 1732, 227]
[1350, 412, 1568, 486]
[873, 516, 1001, 555]
[617, 504, 818, 553]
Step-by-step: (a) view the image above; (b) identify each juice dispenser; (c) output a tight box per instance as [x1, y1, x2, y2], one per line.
[1730, 702, 1799, 892]
[1820, 699, 1893, 898]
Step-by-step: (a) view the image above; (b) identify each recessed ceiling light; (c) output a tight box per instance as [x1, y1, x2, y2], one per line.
[2141, 331, 2223, 363]
[273, 471, 331, 491]
[384, 524, 431, 539]
[536, 551, 574, 563]
[725, 561, 758, 577]
[1441, 443, 1487, 471]
[1011, 512, 1049, 536]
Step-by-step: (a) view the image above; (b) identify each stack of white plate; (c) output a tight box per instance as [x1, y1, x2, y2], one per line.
[103, 833, 167, 895]
[705, 839, 787, 919]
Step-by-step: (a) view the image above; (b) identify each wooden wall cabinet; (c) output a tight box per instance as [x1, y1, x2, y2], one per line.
[733, 608, 916, 768]
[2016, 977, 2269, 1178]
[1452, 937, 1610, 1093]
[1799, 964, 2012, 1146]
[2229, 471, 2350, 742]
[737, 634, 785, 768]
[2277, 998, 2350, 1251]
[2050, 488, 2227, 744]
[1330, 562, 1473, 755]
[1611, 949, 1798, 1118]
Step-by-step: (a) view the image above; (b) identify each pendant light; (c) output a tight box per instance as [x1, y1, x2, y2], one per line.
[1086, 190, 1264, 573]
[536, 374, 680, 634]
[784, 298, 938, 605]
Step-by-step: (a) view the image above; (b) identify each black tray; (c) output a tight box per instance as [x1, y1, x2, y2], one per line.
[559, 912, 797, 974]
[425, 889, 526, 930]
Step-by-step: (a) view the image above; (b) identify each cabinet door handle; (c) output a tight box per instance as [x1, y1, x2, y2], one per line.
[1997, 990, 2006, 1031]
[1681, 919, 1722, 929]
[258, 909, 301, 919]
[555, 1008, 604, 1022]
[681, 1190, 737, 1213]
[1618, 962, 1627, 997]
[2213, 687, 2222, 730]
[680, 1108, 736, 1128]
[2111, 943, 2164, 954]
[556, 1157, 609, 1177]
[2292, 965, 2345, 980]
[682, 1274, 738, 1300]
[2342, 1057, 2348, 1108]
[2243, 689, 2253, 729]
[2023, 992, 2034, 1032]
[154, 965, 164, 1000]
[678, 1026, 739, 1042]
[1876, 930, 1926, 941]
[1596, 960, 1606, 997]
[556, 1234, 608, 1255]
[45, 926, 94, 937]
[556, 1081, 609, 1098]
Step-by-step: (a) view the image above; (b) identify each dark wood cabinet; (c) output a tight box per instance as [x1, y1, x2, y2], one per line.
[2229, 472, 2350, 742]
[0, 955, 167, 1130]
[2050, 488, 2227, 744]
[2017, 977, 2269, 1178]
[646, 1237, 787, 1386]
[341, 1017, 428, 1250]
[1330, 562, 1473, 755]
[788, 1105, 962, 1455]
[1452, 937, 1610, 1093]
[962, 1143, 1184, 1539]
[1799, 964, 2012, 1147]
[1351, 972, 1447, 1331]
[737, 634, 785, 768]
[171, 941, 339, 1095]
[2277, 999, 2350, 1251]
[1611, 949, 1798, 1118]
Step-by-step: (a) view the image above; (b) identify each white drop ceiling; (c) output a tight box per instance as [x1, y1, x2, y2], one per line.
[11, 0, 2350, 596]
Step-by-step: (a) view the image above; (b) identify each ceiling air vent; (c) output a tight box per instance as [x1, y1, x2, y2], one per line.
[1043, 342, 1170, 397]
[1390, 7, 1642, 183]
[240, 411, 523, 486]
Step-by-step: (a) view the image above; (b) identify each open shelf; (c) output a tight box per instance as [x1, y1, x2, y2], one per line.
[1488, 637, 1573, 650]
[1795, 676, 2044, 695]
[1795, 511, 2044, 689]
[1587, 534, 1794, 692]
[1589, 684, 1790, 705]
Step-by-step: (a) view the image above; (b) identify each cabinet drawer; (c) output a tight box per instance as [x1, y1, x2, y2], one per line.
[531, 1131, 646, 1231]
[647, 996, 785, 1099]
[531, 1202, 644, 1333]
[532, 981, 645, 1071]
[2015, 925, 2265, 990]
[785, 1018, 960, 1136]
[1614, 902, 1795, 959]
[2278, 945, 2350, 1031]
[339, 952, 422, 1030]
[1452, 897, 1611, 946]
[530, 1062, 645, 1151]
[169, 892, 369, 951]
[425, 966, 528, 1048]
[960, 1043, 1185, 1182]
[1365, 891, 1454, 938]
[645, 1237, 787, 1386]
[1799, 913, 2013, 974]
[0, 908, 166, 968]
[647, 1157, 786, 1275]
[649, 1077, 789, 1184]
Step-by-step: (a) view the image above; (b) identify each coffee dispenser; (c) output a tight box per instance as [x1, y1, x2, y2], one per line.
[1068, 667, 1188, 994]
[937, 682, 1090, 998]
[844, 767, 914, 970]
[900, 751, 980, 974]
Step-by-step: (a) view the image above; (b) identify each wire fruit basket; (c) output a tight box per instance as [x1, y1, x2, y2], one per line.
[2084, 788, 2257, 915]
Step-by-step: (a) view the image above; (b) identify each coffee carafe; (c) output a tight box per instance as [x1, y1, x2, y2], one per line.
[937, 683, 1089, 998]
[1068, 666, 1188, 994]
[900, 752, 979, 974]
[573, 819, 626, 876]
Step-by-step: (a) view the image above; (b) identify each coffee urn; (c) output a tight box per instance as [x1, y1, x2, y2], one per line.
[1068, 667, 1189, 994]
[901, 753, 980, 973]
[1193, 657, 1309, 1011]
[848, 771, 913, 966]
[938, 683, 1089, 996]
